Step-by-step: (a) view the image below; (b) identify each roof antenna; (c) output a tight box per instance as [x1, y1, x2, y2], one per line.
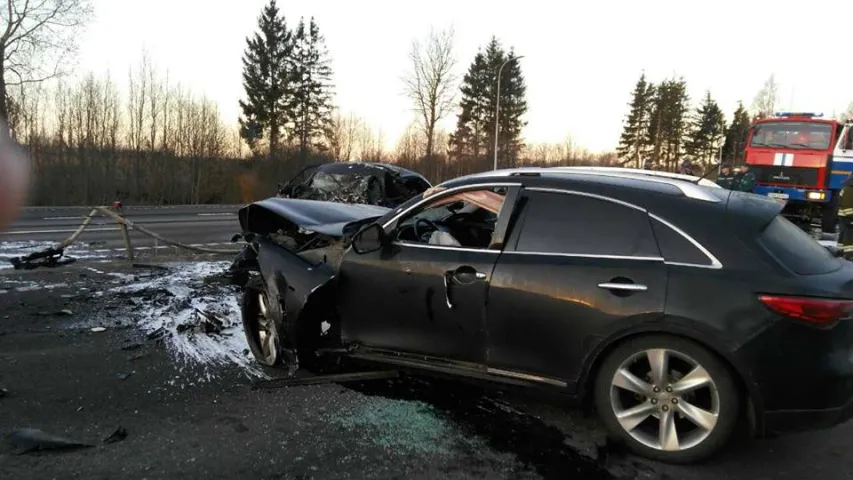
[689, 162, 720, 184]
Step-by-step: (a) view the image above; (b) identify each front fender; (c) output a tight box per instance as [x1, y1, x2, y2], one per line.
[255, 237, 336, 344]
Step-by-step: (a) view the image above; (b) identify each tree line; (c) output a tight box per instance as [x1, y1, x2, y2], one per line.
[0, 0, 614, 206]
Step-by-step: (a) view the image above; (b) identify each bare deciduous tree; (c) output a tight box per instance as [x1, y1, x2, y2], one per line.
[751, 74, 779, 120]
[0, 0, 93, 121]
[402, 26, 457, 162]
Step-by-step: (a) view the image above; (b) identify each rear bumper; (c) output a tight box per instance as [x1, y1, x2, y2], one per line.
[764, 397, 853, 435]
[739, 311, 853, 437]
[753, 185, 832, 203]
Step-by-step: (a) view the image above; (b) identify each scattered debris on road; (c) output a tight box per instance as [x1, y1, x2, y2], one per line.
[8, 428, 93, 454]
[103, 261, 264, 379]
[90, 327, 106, 333]
[103, 426, 128, 444]
[8, 246, 77, 270]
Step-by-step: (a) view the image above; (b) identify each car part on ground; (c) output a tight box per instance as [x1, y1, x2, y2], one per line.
[277, 162, 432, 208]
[8, 246, 77, 270]
[230, 165, 853, 464]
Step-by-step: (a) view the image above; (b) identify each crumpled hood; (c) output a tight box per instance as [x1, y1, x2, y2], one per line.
[238, 197, 391, 237]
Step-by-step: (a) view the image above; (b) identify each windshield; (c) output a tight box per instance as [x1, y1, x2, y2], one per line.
[749, 121, 833, 150]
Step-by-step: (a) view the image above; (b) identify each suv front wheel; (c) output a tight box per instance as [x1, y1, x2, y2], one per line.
[594, 334, 740, 463]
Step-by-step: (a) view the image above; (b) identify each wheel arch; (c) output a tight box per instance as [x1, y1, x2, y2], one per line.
[576, 321, 766, 437]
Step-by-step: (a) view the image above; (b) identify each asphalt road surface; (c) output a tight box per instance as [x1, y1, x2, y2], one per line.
[1, 205, 245, 252]
[3, 260, 853, 479]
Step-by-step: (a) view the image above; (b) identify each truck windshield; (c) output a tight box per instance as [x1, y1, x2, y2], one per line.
[749, 121, 833, 150]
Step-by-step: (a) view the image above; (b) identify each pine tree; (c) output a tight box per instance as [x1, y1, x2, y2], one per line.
[643, 78, 691, 171]
[448, 37, 527, 170]
[448, 50, 489, 166]
[291, 17, 334, 159]
[645, 81, 667, 166]
[617, 73, 654, 167]
[685, 91, 726, 167]
[722, 102, 752, 164]
[238, 0, 294, 154]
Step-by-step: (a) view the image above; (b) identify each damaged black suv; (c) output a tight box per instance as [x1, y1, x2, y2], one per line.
[230, 166, 853, 464]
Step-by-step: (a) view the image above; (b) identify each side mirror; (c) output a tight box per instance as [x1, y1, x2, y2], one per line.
[351, 223, 386, 254]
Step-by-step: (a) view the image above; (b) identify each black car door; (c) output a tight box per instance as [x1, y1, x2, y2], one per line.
[336, 183, 521, 365]
[486, 188, 668, 385]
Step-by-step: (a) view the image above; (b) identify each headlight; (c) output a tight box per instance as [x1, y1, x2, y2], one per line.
[807, 191, 826, 201]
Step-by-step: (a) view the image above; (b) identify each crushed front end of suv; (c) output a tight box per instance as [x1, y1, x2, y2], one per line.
[228, 166, 853, 464]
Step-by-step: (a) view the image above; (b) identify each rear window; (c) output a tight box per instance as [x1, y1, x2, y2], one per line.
[758, 216, 841, 275]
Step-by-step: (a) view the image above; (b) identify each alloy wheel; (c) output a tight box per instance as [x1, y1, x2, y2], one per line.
[609, 348, 720, 452]
[256, 291, 280, 365]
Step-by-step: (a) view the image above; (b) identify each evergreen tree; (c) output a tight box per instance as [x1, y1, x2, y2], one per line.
[645, 78, 690, 170]
[448, 37, 527, 170]
[291, 17, 334, 159]
[722, 101, 752, 164]
[685, 91, 726, 167]
[238, 0, 294, 154]
[448, 50, 489, 166]
[617, 73, 654, 167]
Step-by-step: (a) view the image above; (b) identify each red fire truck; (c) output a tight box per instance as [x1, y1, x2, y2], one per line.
[744, 112, 853, 231]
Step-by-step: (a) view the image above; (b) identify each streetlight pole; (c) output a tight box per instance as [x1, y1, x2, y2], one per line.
[494, 55, 524, 171]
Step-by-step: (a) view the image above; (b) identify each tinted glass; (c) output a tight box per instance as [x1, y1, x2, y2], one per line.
[514, 191, 660, 257]
[758, 215, 841, 275]
[651, 218, 712, 266]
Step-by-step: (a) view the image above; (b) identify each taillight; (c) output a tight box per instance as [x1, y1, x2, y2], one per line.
[758, 295, 853, 326]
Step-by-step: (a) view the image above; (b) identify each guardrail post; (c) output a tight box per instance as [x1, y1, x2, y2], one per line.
[113, 204, 134, 262]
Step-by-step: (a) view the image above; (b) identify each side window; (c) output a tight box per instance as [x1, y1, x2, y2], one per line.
[512, 191, 660, 258]
[650, 218, 714, 267]
[394, 187, 508, 249]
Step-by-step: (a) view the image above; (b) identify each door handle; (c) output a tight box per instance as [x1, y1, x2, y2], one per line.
[474, 272, 486, 279]
[597, 282, 648, 292]
[443, 272, 454, 309]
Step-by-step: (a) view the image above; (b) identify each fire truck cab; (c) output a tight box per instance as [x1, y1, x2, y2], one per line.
[744, 112, 853, 232]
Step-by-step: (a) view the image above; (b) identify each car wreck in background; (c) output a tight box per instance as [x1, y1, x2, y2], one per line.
[276, 161, 432, 208]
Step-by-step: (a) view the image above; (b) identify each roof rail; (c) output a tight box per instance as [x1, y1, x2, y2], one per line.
[457, 167, 721, 203]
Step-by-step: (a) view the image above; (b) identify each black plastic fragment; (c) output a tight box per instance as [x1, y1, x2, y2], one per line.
[8, 428, 93, 454]
[103, 426, 128, 444]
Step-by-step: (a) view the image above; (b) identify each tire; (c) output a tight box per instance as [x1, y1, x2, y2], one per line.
[821, 202, 839, 234]
[240, 276, 284, 367]
[593, 334, 740, 464]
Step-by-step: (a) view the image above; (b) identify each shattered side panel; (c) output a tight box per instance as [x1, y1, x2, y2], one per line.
[255, 237, 338, 354]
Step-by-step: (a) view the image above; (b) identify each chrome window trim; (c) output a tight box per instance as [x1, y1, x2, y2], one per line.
[648, 213, 723, 269]
[392, 240, 500, 254]
[526, 187, 647, 212]
[380, 182, 522, 230]
[380, 182, 722, 270]
[503, 251, 664, 262]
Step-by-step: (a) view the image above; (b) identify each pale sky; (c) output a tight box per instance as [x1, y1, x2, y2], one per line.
[74, 0, 852, 153]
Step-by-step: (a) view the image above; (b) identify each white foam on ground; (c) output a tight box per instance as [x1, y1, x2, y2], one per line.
[108, 261, 265, 379]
